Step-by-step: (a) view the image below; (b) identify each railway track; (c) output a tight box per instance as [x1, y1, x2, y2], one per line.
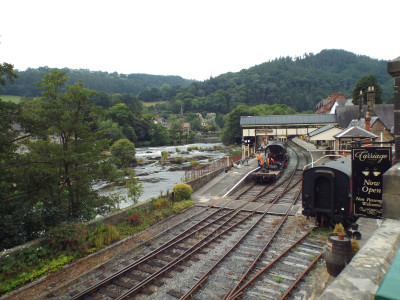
[48, 142, 323, 300]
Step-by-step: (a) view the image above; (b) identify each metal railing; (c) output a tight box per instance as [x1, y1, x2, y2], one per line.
[185, 153, 242, 182]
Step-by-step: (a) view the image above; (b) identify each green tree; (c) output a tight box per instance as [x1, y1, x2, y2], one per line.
[110, 138, 136, 167]
[352, 74, 383, 105]
[0, 62, 18, 88]
[150, 122, 170, 146]
[97, 119, 125, 143]
[126, 168, 143, 204]
[1, 70, 118, 249]
[221, 105, 254, 145]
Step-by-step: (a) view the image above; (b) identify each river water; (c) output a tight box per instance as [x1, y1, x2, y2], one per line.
[95, 143, 226, 209]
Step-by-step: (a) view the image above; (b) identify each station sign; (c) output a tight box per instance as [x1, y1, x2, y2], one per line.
[352, 147, 392, 218]
[255, 129, 273, 135]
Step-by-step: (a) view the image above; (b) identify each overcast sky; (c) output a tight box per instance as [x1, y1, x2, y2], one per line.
[1, 0, 399, 81]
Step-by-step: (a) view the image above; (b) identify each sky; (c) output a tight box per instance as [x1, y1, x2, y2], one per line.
[1, 0, 399, 81]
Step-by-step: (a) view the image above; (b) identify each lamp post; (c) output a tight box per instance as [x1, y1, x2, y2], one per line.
[387, 56, 400, 164]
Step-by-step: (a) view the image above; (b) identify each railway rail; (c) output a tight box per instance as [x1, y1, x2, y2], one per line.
[47, 142, 323, 300]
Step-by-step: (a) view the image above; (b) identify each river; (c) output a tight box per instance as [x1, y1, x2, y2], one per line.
[95, 143, 226, 209]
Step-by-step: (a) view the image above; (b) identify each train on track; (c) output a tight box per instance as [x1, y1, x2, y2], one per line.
[251, 142, 289, 183]
[301, 157, 360, 236]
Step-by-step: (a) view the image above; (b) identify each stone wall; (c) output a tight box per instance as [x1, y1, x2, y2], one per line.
[383, 163, 400, 219]
[186, 167, 225, 192]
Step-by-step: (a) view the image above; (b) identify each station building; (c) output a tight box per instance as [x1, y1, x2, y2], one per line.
[240, 114, 338, 154]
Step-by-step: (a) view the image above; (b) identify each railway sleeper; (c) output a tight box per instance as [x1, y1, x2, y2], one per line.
[201, 287, 228, 299]
[280, 259, 309, 269]
[285, 254, 314, 265]
[137, 264, 159, 274]
[129, 270, 148, 281]
[103, 286, 121, 299]
[113, 278, 137, 289]
[246, 288, 280, 299]
[296, 245, 323, 254]
[269, 270, 297, 281]
[166, 289, 184, 298]
[156, 253, 175, 262]
[147, 259, 167, 268]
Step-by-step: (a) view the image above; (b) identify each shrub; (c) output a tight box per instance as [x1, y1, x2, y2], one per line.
[173, 183, 193, 201]
[190, 160, 200, 167]
[173, 157, 185, 164]
[153, 198, 170, 209]
[351, 239, 360, 255]
[110, 138, 136, 167]
[161, 151, 170, 161]
[126, 210, 141, 226]
[44, 223, 88, 253]
[88, 224, 120, 249]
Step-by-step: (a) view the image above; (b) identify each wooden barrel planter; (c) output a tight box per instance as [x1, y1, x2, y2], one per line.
[323, 234, 353, 277]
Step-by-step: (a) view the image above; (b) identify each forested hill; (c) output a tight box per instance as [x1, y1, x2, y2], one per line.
[2, 50, 393, 112]
[1, 67, 194, 97]
[188, 49, 393, 112]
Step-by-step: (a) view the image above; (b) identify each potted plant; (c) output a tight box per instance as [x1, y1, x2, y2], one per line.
[333, 223, 346, 240]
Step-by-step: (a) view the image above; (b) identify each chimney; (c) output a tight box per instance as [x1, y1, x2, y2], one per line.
[358, 90, 363, 119]
[367, 86, 376, 117]
[365, 110, 371, 131]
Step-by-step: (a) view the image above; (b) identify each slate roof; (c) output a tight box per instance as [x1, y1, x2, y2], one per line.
[336, 104, 394, 129]
[334, 126, 378, 139]
[240, 114, 338, 126]
[348, 117, 379, 128]
[308, 125, 335, 137]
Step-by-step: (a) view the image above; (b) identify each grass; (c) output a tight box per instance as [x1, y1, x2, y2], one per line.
[308, 226, 331, 242]
[0, 198, 194, 296]
[0, 95, 22, 103]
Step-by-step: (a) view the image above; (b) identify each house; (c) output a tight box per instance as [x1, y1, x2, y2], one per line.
[196, 113, 206, 126]
[315, 92, 347, 114]
[336, 104, 394, 132]
[183, 122, 191, 134]
[348, 117, 393, 143]
[154, 115, 168, 128]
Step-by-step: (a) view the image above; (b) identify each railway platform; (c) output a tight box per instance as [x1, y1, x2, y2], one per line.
[191, 139, 400, 299]
[191, 157, 259, 206]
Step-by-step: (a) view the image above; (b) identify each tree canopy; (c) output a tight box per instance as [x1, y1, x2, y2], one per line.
[1, 70, 119, 250]
[351, 74, 383, 105]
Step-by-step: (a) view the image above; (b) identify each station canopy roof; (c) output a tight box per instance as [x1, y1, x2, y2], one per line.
[240, 114, 338, 127]
[308, 125, 336, 137]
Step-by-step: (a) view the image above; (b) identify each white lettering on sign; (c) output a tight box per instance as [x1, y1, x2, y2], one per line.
[354, 150, 388, 163]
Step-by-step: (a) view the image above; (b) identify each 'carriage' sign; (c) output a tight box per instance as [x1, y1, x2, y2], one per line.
[352, 147, 392, 219]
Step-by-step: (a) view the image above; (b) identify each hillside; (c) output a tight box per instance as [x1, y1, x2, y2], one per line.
[185, 49, 393, 112]
[0, 67, 194, 97]
[1, 50, 393, 112]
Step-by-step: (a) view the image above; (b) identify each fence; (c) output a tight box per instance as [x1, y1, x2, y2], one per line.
[185, 153, 242, 182]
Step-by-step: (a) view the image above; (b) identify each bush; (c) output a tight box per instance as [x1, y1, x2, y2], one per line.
[173, 183, 193, 201]
[44, 223, 88, 254]
[190, 160, 200, 168]
[110, 138, 136, 167]
[126, 210, 141, 226]
[153, 198, 170, 209]
[88, 224, 120, 249]
[173, 157, 185, 164]
[161, 151, 170, 161]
